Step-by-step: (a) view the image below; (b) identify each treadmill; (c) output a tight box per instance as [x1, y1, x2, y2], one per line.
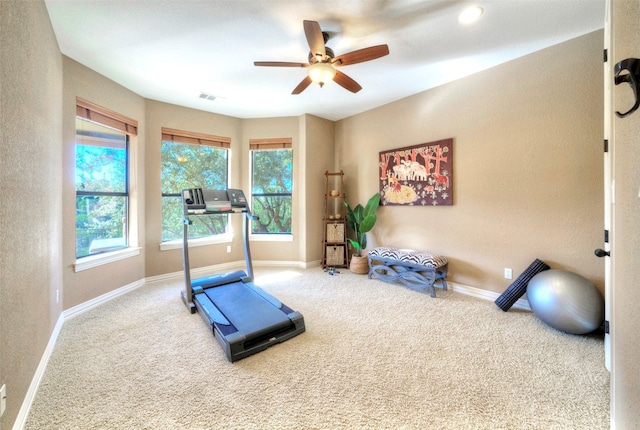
[180, 188, 305, 362]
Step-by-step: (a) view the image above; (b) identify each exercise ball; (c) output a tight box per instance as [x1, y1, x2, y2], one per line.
[527, 269, 604, 335]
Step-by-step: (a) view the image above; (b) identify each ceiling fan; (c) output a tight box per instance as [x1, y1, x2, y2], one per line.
[254, 20, 389, 95]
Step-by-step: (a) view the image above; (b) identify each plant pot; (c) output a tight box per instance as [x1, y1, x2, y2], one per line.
[350, 255, 369, 275]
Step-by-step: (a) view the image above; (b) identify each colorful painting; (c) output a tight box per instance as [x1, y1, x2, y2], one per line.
[379, 138, 453, 206]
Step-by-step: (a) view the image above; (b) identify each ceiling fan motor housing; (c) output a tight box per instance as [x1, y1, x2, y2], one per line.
[309, 46, 334, 64]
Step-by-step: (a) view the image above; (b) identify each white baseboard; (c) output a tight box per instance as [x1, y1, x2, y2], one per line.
[14, 279, 145, 429]
[63, 279, 146, 321]
[145, 259, 322, 286]
[255, 259, 321, 269]
[12, 314, 64, 430]
[450, 281, 531, 311]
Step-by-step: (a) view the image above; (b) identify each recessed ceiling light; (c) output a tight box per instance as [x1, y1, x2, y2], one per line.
[458, 5, 484, 24]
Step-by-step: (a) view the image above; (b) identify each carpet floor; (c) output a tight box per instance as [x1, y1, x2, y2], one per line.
[24, 267, 609, 429]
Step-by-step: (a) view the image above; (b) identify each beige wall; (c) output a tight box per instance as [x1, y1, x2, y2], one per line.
[336, 30, 605, 295]
[300, 114, 336, 263]
[143, 108, 322, 276]
[62, 58, 147, 309]
[2, 2, 618, 428]
[1, 1, 63, 427]
[144, 100, 244, 276]
[239, 117, 302, 265]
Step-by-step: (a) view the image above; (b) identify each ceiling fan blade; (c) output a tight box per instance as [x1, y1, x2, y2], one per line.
[254, 61, 308, 68]
[292, 76, 313, 95]
[333, 70, 362, 93]
[303, 20, 325, 59]
[332, 44, 390, 67]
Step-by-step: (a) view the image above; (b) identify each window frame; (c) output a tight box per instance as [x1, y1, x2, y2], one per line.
[249, 138, 293, 240]
[74, 98, 140, 269]
[75, 129, 130, 254]
[159, 127, 232, 248]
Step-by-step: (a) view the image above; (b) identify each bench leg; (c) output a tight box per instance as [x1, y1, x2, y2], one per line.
[368, 261, 443, 297]
[435, 265, 448, 291]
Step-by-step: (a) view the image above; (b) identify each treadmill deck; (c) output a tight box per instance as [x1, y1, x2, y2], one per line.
[192, 277, 305, 362]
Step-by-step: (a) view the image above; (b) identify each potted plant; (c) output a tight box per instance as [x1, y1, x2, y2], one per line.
[344, 192, 381, 274]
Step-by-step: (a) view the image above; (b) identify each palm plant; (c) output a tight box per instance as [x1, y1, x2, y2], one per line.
[344, 193, 381, 257]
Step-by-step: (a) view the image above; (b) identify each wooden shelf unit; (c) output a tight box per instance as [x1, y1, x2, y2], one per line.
[322, 171, 348, 268]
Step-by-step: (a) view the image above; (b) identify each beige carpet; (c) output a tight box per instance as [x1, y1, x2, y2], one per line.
[25, 267, 609, 429]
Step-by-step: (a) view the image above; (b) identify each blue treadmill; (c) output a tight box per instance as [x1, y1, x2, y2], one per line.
[180, 188, 305, 362]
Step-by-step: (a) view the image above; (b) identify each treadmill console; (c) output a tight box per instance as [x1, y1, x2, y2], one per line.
[227, 189, 248, 208]
[182, 188, 249, 214]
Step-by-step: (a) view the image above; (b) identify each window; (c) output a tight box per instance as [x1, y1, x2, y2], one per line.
[161, 128, 230, 242]
[250, 139, 293, 235]
[75, 99, 137, 259]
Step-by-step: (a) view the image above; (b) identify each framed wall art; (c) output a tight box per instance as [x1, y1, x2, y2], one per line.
[379, 138, 453, 206]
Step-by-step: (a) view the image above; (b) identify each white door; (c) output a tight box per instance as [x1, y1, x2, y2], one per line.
[609, 0, 640, 427]
[601, 0, 613, 372]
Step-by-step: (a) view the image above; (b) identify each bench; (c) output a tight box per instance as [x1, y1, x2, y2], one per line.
[367, 247, 449, 297]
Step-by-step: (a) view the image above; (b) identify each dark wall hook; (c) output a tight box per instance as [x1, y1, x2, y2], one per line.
[614, 58, 640, 118]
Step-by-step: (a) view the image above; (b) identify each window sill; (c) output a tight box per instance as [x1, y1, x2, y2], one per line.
[74, 247, 142, 272]
[159, 233, 234, 251]
[250, 234, 293, 242]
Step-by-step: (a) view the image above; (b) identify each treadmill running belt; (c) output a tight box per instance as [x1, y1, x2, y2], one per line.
[204, 281, 292, 336]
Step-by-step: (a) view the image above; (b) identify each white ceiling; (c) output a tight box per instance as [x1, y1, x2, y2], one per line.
[44, 0, 605, 121]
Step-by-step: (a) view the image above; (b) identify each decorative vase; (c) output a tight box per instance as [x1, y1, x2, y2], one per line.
[350, 255, 369, 275]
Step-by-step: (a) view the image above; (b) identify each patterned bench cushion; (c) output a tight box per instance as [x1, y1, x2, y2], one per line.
[368, 247, 448, 268]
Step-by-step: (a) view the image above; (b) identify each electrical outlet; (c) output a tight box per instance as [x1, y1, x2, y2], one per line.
[226, 245, 231, 253]
[1, 384, 6, 417]
[504, 268, 513, 280]
[56, 289, 59, 304]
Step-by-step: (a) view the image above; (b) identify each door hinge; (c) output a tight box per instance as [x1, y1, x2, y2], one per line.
[605, 229, 609, 243]
[604, 49, 608, 62]
[604, 320, 610, 334]
[604, 139, 609, 153]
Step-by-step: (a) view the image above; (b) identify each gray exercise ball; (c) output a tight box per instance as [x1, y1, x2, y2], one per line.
[527, 269, 604, 335]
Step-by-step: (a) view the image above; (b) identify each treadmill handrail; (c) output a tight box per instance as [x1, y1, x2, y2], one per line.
[181, 188, 257, 306]
[242, 210, 254, 282]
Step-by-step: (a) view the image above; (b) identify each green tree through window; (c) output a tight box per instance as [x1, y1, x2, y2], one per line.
[251, 148, 292, 234]
[161, 138, 229, 241]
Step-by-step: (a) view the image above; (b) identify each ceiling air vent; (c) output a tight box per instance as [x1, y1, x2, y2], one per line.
[199, 92, 216, 101]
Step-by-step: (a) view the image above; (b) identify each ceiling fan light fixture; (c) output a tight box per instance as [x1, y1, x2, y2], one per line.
[308, 62, 336, 87]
